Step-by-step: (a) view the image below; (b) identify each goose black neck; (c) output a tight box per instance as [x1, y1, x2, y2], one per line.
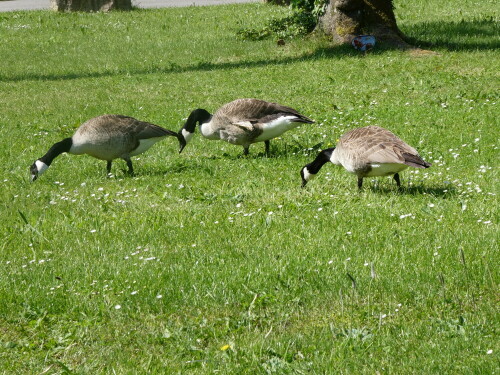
[39, 137, 72, 166]
[183, 109, 211, 133]
[306, 148, 335, 174]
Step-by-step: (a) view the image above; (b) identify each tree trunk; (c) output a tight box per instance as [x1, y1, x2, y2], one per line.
[317, 0, 411, 48]
[262, 0, 291, 4]
[51, 0, 132, 11]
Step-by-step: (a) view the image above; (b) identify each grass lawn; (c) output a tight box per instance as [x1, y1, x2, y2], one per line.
[0, 0, 498, 373]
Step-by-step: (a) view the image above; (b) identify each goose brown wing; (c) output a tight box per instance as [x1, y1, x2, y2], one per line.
[340, 126, 419, 165]
[113, 115, 177, 139]
[217, 99, 313, 125]
[359, 143, 407, 164]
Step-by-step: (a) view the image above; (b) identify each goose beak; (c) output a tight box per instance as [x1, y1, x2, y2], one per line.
[178, 134, 186, 154]
[300, 168, 308, 188]
[30, 163, 38, 182]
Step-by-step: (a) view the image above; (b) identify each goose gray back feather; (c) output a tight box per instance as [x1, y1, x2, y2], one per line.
[334, 126, 428, 173]
[301, 126, 431, 189]
[179, 98, 313, 155]
[31, 114, 180, 181]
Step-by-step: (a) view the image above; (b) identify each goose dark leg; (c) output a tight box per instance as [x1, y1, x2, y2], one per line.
[124, 157, 134, 175]
[264, 140, 270, 156]
[357, 177, 363, 190]
[106, 161, 112, 174]
[243, 146, 249, 156]
[393, 173, 401, 187]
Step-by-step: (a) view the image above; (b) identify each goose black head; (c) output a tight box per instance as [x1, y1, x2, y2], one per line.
[178, 108, 212, 154]
[300, 147, 335, 188]
[177, 133, 187, 154]
[30, 160, 49, 182]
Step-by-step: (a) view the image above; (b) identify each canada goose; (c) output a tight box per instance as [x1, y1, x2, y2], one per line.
[300, 126, 431, 189]
[178, 98, 314, 155]
[30, 114, 181, 181]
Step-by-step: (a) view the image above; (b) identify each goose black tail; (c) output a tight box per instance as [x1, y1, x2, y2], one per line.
[403, 153, 432, 169]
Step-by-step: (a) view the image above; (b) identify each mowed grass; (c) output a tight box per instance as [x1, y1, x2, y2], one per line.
[0, 1, 498, 373]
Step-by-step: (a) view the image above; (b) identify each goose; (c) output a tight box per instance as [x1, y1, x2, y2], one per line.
[177, 98, 314, 155]
[300, 126, 431, 189]
[30, 114, 181, 181]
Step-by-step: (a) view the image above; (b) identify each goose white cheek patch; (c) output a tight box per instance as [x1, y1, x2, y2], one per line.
[302, 168, 316, 181]
[35, 160, 49, 176]
[182, 129, 194, 143]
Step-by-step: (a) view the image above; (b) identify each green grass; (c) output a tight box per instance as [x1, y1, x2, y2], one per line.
[0, 1, 498, 373]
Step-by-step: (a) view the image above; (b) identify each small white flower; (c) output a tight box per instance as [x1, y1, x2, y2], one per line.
[268, 211, 273, 215]
[90, 229, 97, 233]
[318, 207, 323, 211]
[487, 349, 493, 355]
[131, 291, 138, 295]
[428, 203, 435, 208]
[328, 260, 333, 264]
[114, 305, 121, 310]
[191, 244, 196, 247]
[156, 294, 163, 299]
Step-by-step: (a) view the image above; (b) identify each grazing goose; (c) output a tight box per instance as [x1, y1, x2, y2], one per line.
[300, 126, 431, 189]
[30, 114, 180, 181]
[178, 98, 314, 155]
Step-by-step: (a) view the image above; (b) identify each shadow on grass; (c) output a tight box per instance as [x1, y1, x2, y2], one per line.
[182, 139, 322, 160]
[369, 184, 457, 197]
[403, 18, 499, 51]
[2, 18, 496, 83]
[0, 44, 356, 83]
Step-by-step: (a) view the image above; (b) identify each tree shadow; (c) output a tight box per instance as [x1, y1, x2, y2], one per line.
[0, 44, 356, 83]
[402, 18, 499, 51]
[2, 18, 495, 83]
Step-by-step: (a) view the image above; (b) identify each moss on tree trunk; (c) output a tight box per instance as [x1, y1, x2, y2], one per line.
[51, 0, 132, 11]
[317, 0, 411, 48]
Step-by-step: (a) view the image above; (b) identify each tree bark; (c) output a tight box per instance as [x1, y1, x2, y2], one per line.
[317, 0, 411, 48]
[262, 0, 291, 4]
[51, 0, 132, 11]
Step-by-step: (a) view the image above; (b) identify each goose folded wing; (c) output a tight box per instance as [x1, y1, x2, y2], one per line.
[135, 122, 178, 139]
[361, 143, 407, 164]
[401, 152, 432, 168]
[232, 120, 255, 131]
